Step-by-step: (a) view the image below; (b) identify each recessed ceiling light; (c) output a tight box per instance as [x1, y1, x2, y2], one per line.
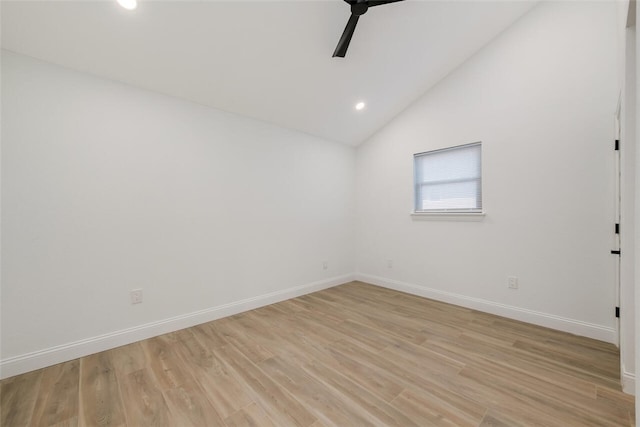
[355, 102, 366, 111]
[117, 0, 137, 10]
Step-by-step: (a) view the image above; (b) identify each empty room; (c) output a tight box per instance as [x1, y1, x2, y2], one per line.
[1, 0, 638, 425]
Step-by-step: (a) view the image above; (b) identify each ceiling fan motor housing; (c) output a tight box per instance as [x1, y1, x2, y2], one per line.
[351, 3, 369, 16]
[334, 0, 404, 58]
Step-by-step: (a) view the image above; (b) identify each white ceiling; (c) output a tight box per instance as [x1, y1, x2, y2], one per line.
[1, 0, 535, 145]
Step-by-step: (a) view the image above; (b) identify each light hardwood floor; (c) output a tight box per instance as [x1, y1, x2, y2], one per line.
[1, 281, 636, 426]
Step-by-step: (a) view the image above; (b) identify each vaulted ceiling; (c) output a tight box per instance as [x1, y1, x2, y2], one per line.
[1, 1, 536, 145]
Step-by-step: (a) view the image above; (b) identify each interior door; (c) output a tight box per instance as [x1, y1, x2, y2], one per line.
[614, 95, 621, 347]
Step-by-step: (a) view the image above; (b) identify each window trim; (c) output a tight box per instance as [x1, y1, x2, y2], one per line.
[413, 141, 483, 214]
[410, 211, 486, 221]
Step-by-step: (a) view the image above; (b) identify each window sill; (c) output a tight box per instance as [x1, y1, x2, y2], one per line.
[410, 212, 486, 221]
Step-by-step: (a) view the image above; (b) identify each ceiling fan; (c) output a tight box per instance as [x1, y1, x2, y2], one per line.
[333, 0, 405, 58]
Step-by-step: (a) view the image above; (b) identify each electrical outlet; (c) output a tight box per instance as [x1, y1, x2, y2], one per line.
[387, 259, 393, 269]
[508, 276, 518, 289]
[322, 260, 328, 270]
[130, 289, 143, 304]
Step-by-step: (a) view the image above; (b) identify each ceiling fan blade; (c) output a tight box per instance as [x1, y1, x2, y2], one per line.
[333, 14, 360, 58]
[367, 0, 404, 6]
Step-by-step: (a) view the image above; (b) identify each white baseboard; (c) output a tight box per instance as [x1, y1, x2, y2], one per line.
[2, 273, 620, 380]
[622, 370, 636, 395]
[356, 273, 616, 344]
[0, 274, 355, 380]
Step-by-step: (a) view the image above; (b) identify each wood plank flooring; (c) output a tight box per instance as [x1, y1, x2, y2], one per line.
[1, 281, 635, 426]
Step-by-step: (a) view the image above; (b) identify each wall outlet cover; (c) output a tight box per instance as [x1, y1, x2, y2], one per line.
[130, 289, 143, 304]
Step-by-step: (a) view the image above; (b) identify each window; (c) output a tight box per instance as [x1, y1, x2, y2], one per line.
[414, 142, 482, 213]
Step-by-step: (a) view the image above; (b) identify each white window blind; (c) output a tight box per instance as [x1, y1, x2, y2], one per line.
[414, 142, 482, 213]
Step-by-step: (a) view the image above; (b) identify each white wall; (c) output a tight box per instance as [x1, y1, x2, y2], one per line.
[635, 0, 640, 413]
[356, 1, 618, 342]
[0, 51, 355, 378]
